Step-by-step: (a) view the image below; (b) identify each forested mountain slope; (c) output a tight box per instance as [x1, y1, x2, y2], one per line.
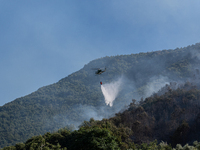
[112, 84, 200, 147]
[1, 43, 200, 148]
[3, 83, 200, 150]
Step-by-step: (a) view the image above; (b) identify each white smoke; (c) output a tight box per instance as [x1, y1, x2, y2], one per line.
[101, 77, 123, 107]
[144, 76, 170, 98]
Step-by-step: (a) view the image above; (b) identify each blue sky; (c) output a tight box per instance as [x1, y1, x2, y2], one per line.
[1, 0, 200, 106]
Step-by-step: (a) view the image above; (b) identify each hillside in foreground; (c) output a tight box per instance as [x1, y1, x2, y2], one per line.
[1, 43, 200, 148]
[2, 82, 200, 149]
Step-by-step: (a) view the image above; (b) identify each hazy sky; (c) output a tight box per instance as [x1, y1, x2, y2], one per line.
[1, 0, 200, 106]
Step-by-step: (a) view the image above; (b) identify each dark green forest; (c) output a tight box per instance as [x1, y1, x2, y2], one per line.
[3, 85, 200, 149]
[1, 43, 200, 149]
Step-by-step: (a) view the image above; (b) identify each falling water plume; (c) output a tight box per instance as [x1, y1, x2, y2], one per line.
[101, 77, 123, 107]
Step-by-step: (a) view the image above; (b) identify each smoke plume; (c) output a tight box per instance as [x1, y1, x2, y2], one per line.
[101, 77, 123, 107]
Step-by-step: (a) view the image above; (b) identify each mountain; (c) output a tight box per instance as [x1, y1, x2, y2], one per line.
[1, 43, 200, 148]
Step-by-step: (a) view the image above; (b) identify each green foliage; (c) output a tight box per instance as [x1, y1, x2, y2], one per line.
[70, 126, 120, 150]
[2, 126, 120, 150]
[3, 127, 200, 150]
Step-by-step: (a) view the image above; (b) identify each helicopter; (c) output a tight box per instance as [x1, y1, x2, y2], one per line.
[92, 67, 106, 85]
[92, 67, 106, 75]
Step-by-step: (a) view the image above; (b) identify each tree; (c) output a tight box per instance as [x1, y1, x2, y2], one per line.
[69, 126, 120, 150]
